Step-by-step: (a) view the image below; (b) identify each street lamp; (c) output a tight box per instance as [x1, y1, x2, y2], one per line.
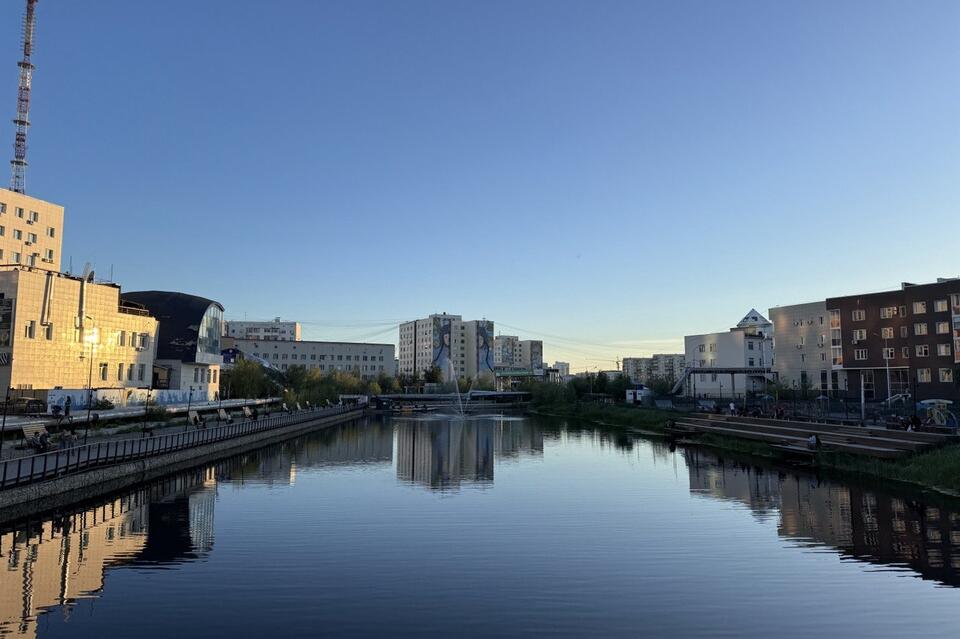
[82, 320, 98, 444]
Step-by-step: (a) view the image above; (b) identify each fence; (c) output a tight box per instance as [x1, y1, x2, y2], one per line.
[0, 405, 360, 491]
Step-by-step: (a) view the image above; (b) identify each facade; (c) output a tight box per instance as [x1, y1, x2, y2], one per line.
[0, 266, 158, 392]
[398, 314, 495, 382]
[494, 335, 520, 366]
[520, 340, 544, 372]
[769, 301, 847, 396]
[622, 354, 685, 384]
[224, 337, 396, 378]
[0, 188, 64, 271]
[825, 278, 960, 402]
[553, 361, 570, 378]
[224, 318, 301, 342]
[121, 291, 224, 401]
[683, 309, 773, 397]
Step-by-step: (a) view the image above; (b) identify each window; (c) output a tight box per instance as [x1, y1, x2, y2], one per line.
[852, 309, 866, 321]
[99, 363, 108, 381]
[913, 301, 927, 314]
[119, 330, 126, 347]
[13, 229, 21, 240]
[883, 347, 895, 360]
[26, 232, 36, 243]
[698, 344, 705, 353]
[25, 320, 35, 339]
[206, 369, 211, 383]
[880, 306, 897, 319]
[935, 299, 949, 313]
[902, 346, 911, 359]
[127, 364, 134, 381]
[880, 327, 894, 339]
[917, 368, 932, 383]
[941, 368, 954, 383]
[46, 226, 55, 238]
[44, 323, 53, 340]
[916, 345, 930, 357]
[915, 323, 928, 336]
[938, 344, 952, 357]
[855, 348, 868, 361]
[0, 202, 4, 213]
[138, 364, 145, 381]
[44, 248, 53, 261]
[29, 211, 38, 222]
[748, 358, 755, 366]
[937, 322, 949, 334]
[193, 367, 200, 383]
[899, 305, 907, 317]
[0, 226, 4, 236]
[853, 329, 867, 341]
[117, 363, 124, 381]
[829, 309, 841, 328]
[15, 207, 23, 218]
[212, 369, 218, 384]
[900, 326, 908, 338]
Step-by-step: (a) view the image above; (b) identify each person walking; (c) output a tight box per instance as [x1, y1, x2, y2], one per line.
[64, 396, 72, 423]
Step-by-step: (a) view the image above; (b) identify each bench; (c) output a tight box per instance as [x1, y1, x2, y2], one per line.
[19, 424, 53, 451]
[242, 406, 253, 419]
[218, 408, 233, 423]
[188, 410, 206, 428]
[295, 402, 302, 411]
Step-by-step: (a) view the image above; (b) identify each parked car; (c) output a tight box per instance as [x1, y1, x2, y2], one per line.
[3, 397, 47, 416]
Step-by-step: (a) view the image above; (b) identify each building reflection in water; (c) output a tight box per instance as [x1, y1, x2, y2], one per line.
[0, 467, 217, 638]
[685, 449, 960, 586]
[395, 417, 544, 491]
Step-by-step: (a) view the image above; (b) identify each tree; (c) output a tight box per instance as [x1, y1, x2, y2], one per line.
[593, 372, 609, 394]
[223, 360, 274, 399]
[424, 366, 443, 384]
[647, 376, 675, 397]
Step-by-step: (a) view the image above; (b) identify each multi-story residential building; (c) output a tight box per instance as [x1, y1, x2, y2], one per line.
[0, 266, 158, 392]
[224, 318, 301, 342]
[622, 354, 685, 384]
[825, 278, 960, 402]
[0, 188, 64, 271]
[683, 309, 773, 397]
[769, 301, 847, 396]
[553, 362, 570, 378]
[122, 291, 224, 401]
[494, 335, 521, 366]
[398, 314, 495, 382]
[520, 340, 543, 372]
[224, 337, 396, 379]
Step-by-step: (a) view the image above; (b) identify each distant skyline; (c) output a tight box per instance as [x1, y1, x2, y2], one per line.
[4, 1, 958, 370]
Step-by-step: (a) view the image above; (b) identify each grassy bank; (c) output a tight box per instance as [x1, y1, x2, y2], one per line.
[528, 401, 960, 495]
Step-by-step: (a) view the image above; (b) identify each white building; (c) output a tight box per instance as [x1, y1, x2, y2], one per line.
[224, 318, 301, 342]
[225, 337, 396, 379]
[683, 309, 773, 398]
[398, 314, 495, 382]
[769, 301, 847, 396]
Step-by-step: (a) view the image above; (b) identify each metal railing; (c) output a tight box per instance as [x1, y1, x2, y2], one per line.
[0, 405, 361, 491]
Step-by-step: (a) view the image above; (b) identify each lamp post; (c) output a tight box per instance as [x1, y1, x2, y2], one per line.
[82, 321, 98, 444]
[0, 386, 10, 453]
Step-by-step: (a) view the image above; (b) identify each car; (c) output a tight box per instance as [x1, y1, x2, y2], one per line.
[4, 397, 47, 416]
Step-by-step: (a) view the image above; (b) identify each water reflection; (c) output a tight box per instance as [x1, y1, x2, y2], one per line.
[0, 467, 216, 638]
[685, 449, 960, 586]
[395, 417, 545, 491]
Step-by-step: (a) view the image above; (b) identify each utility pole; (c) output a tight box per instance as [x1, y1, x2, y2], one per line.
[10, 0, 39, 193]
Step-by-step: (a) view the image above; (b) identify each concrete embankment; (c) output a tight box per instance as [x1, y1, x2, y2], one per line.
[0, 407, 366, 523]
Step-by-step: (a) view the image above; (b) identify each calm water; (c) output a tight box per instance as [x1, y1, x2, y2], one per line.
[3, 414, 960, 638]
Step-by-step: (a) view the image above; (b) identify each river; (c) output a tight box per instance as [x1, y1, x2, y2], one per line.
[2, 413, 959, 638]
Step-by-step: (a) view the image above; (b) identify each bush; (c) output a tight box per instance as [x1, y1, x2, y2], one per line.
[92, 398, 114, 410]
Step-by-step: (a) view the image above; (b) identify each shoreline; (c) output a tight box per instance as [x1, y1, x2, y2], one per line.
[526, 403, 960, 498]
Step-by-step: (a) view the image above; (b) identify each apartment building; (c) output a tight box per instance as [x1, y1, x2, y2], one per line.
[398, 314, 495, 382]
[769, 301, 847, 396]
[683, 309, 773, 397]
[0, 188, 64, 271]
[0, 266, 158, 392]
[825, 278, 960, 402]
[225, 336, 396, 379]
[494, 335, 543, 371]
[623, 354, 685, 384]
[224, 318, 301, 342]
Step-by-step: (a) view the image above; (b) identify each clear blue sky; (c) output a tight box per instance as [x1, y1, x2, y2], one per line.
[5, 1, 959, 369]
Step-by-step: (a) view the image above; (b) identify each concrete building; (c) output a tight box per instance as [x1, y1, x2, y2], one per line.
[553, 361, 570, 378]
[0, 266, 157, 394]
[224, 337, 396, 379]
[520, 340, 544, 372]
[121, 291, 224, 401]
[494, 335, 520, 366]
[622, 354, 685, 384]
[683, 309, 773, 398]
[0, 188, 64, 271]
[825, 278, 960, 403]
[398, 313, 495, 382]
[224, 318, 301, 342]
[769, 301, 847, 396]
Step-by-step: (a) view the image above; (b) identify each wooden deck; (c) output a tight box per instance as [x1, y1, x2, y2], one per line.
[667, 414, 957, 459]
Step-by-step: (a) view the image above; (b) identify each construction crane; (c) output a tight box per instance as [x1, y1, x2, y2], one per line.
[10, 0, 39, 194]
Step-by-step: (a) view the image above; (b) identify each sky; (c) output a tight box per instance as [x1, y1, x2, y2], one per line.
[2, 0, 958, 371]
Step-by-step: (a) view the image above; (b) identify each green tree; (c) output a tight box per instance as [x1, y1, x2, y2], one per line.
[424, 366, 443, 384]
[223, 360, 274, 399]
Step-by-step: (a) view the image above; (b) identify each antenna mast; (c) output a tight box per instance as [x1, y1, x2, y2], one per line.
[10, 0, 39, 193]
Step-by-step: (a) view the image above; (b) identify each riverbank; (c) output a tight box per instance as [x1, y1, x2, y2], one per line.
[528, 402, 960, 496]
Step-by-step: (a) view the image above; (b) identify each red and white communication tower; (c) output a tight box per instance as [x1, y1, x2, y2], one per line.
[10, 0, 39, 194]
